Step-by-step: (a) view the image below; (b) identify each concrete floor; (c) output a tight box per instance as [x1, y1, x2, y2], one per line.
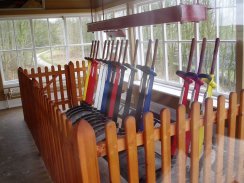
[0, 107, 52, 183]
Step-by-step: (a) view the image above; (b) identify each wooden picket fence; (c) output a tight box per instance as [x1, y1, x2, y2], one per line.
[18, 64, 244, 183]
[24, 61, 87, 110]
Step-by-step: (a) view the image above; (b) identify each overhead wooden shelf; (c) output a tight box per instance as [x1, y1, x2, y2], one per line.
[87, 4, 207, 32]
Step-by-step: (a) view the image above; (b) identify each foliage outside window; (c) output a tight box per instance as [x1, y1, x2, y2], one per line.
[0, 15, 94, 84]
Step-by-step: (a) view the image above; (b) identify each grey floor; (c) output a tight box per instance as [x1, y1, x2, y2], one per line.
[0, 107, 52, 183]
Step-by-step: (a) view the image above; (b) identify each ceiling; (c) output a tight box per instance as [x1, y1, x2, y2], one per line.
[0, 0, 132, 9]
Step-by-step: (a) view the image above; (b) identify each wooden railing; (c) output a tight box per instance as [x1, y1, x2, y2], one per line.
[22, 61, 87, 110]
[19, 65, 244, 183]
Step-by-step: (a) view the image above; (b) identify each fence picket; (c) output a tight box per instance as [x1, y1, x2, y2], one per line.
[37, 67, 43, 88]
[176, 105, 186, 183]
[236, 90, 244, 182]
[190, 102, 200, 183]
[51, 66, 58, 103]
[161, 108, 171, 183]
[76, 61, 83, 102]
[45, 66, 51, 99]
[226, 92, 237, 183]
[143, 112, 156, 183]
[125, 116, 139, 183]
[106, 121, 121, 183]
[203, 98, 214, 183]
[215, 95, 226, 183]
[58, 65, 65, 110]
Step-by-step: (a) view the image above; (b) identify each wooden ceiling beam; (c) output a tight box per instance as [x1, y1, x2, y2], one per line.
[87, 4, 207, 32]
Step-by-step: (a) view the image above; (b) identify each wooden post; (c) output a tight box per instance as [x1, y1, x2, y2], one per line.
[143, 112, 156, 183]
[161, 108, 171, 183]
[125, 116, 139, 183]
[73, 120, 100, 183]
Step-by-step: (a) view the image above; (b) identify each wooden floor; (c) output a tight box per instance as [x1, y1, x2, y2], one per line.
[0, 107, 52, 183]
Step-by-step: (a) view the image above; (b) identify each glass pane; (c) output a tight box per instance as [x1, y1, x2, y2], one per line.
[165, 0, 177, 7]
[219, 43, 236, 93]
[14, 20, 32, 49]
[33, 19, 49, 47]
[153, 25, 163, 40]
[219, 8, 236, 40]
[105, 12, 114, 20]
[80, 17, 94, 43]
[181, 23, 194, 40]
[1, 51, 18, 81]
[69, 46, 82, 61]
[217, 0, 236, 7]
[181, 42, 197, 72]
[167, 43, 179, 82]
[66, 17, 81, 45]
[201, 42, 215, 75]
[18, 50, 35, 70]
[151, 2, 161, 10]
[155, 43, 165, 80]
[52, 47, 67, 66]
[199, 9, 216, 40]
[142, 26, 151, 41]
[0, 20, 15, 50]
[181, 0, 194, 3]
[36, 48, 52, 67]
[166, 24, 178, 40]
[114, 9, 126, 17]
[84, 45, 91, 58]
[138, 4, 149, 13]
[49, 18, 65, 46]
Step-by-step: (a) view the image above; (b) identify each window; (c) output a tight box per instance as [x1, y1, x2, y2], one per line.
[0, 15, 94, 85]
[134, 0, 237, 95]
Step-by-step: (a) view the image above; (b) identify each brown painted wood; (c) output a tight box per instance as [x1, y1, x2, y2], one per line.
[88, 5, 207, 32]
[190, 102, 200, 183]
[160, 108, 171, 183]
[76, 61, 83, 101]
[176, 105, 186, 183]
[37, 67, 43, 88]
[105, 121, 121, 183]
[203, 98, 214, 183]
[143, 112, 156, 183]
[58, 65, 65, 110]
[226, 92, 237, 183]
[236, 90, 244, 182]
[73, 120, 100, 183]
[44, 66, 51, 99]
[68, 62, 78, 106]
[215, 95, 226, 183]
[125, 116, 139, 183]
[51, 66, 58, 103]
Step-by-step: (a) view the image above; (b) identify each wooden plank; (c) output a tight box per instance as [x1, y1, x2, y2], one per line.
[96, 107, 232, 157]
[160, 108, 171, 183]
[73, 120, 101, 183]
[203, 98, 214, 183]
[125, 116, 139, 183]
[190, 102, 200, 183]
[58, 65, 65, 110]
[87, 5, 207, 32]
[226, 92, 237, 183]
[143, 112, 156, 183]
[176, 105, 186, 183]
[105, 121, 121, 183]
[37, 67, 43, 88]
[236, 90, 244, 182]
[68, 62, 78, 106]
[51, 66, 58, 103]
[215, 95, 226, 183]
[28, 69, 65, 78]
[65, 64, 72, 108]
[76, 61, 83, 101]
[45, 66, 51, 99]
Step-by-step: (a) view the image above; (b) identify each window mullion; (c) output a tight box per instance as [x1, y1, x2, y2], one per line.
[63, 17, 69, 63]
[79, 17, 85, 59]
[47, 18, 53, 65]
[30, 19, 38, 69]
